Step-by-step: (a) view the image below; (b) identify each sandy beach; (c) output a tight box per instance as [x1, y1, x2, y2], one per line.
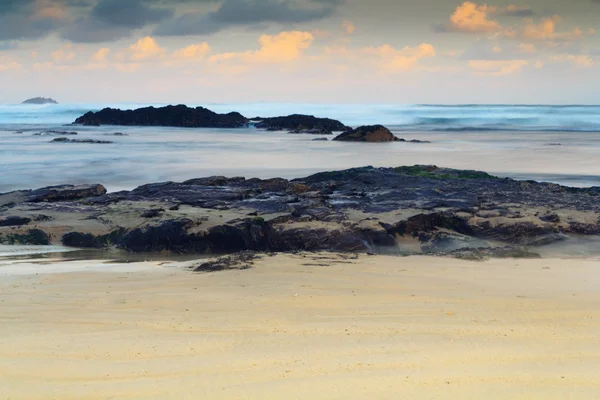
[0, 253, 599, 399]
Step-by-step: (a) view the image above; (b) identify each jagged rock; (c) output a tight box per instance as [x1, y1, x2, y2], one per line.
[254, 114, 349, 134]
[74, 105, 248, 128]
[4, 165, 600, 258]
[27, 184, 107, 203]
[333, 125, 397, 142]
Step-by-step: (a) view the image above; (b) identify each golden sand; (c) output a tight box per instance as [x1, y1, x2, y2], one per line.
[1, 253, 599, 399]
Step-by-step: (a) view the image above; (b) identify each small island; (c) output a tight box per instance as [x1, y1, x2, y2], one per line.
[22, 97, 58, 105]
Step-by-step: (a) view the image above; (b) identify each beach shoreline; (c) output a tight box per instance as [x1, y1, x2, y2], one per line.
[1, 253, 599, 399]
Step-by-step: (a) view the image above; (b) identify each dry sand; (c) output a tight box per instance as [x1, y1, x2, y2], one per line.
[1, 253, 599, 400]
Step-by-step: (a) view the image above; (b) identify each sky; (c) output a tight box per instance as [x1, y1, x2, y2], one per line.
[0, 0, 599, 104]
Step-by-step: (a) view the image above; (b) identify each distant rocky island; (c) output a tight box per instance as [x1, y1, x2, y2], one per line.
[22, 97, 58, 105]
[73, 104, 429, 143]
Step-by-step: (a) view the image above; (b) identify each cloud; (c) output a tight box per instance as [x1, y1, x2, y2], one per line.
[92, 47, 110, 62]
[342, 20, 355, 35]
[173, 42, 211, 60]
[501, 5, 535, 17]
[50, 43, 76, 63]
[519, 43, 536, 53]
[0, 56, 22, 72]
[33, 0, 69, 19]
[154, 0, 341, 36]
[468, 59, 528, 76]
[552, 54, 594, 67]
[437, 3, 589, 44]
[361, 43, 436, 71]
[210, 31, 313, 64]
[436, 2, 500, 33]
[510, 16, 584, 42]
[128, 36, 165, 60]
[61, 0, 173, 42]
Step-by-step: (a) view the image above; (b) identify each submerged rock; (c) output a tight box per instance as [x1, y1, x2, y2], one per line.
[51, 138, 113, 144]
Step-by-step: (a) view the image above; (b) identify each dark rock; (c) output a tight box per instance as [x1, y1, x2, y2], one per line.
[395, 138, 431, 144]
[192, 252, 258, 272]
[255, 114, 349, 134]
[539, 213, 560, 223]
[23, 97, 58, 105]
[51, 138, 113, 144]
[0, 229, 50, 245]
[450, 247, 542, 261]
[62, 232, 102, 248]
[0, 216, 32, 227]
[74, 105, 248, 128]
[333, 125, 398, 142]
[312, 138, 329, 141]
[141, 209, 164, 218]
[27, 184, 107, 203]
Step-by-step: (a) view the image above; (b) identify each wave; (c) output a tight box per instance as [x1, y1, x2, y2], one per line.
[2, 103, 600, 132]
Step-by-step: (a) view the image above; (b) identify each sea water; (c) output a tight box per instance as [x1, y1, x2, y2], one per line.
[2, 103, 600, 192]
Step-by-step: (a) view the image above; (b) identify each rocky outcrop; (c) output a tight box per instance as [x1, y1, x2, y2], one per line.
[3, 166, 600, 258]
[254, 114, 349, 134]
[26, 184, 107, 203]
[23, 97, 58, 105]
[333, 125, 397, 142]
[74, 105, 248, 128]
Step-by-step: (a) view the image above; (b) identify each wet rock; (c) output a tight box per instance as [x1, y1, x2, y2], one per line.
[539, 213, 560, 223]
[449, 247, 541, 261]
[0, 229, 50, 245]
[27, 184, 107, 203]
[333, 125, 397, 142]
[141, 209, 164, 218]
[0, 216, 32, 227]
[192, 252, 258, 272]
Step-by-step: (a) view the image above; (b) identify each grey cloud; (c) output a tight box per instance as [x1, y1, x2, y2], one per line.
[0, 15, 60, 41]
[60, 0, 174, 42]
[154, 0, 342, 37]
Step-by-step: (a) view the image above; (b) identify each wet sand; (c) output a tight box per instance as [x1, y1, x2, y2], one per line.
[1, 253, 599, 399]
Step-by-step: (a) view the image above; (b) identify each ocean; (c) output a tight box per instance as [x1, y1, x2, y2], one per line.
[2, 103, 600, 192]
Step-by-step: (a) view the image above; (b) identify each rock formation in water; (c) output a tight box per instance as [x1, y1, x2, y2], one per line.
[2, 166, 600, 259]
[22, 97, 58, 105]
[333, 125, 398, 142]
[253, 114, 350, 134]
[74, 105, 248, 128]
